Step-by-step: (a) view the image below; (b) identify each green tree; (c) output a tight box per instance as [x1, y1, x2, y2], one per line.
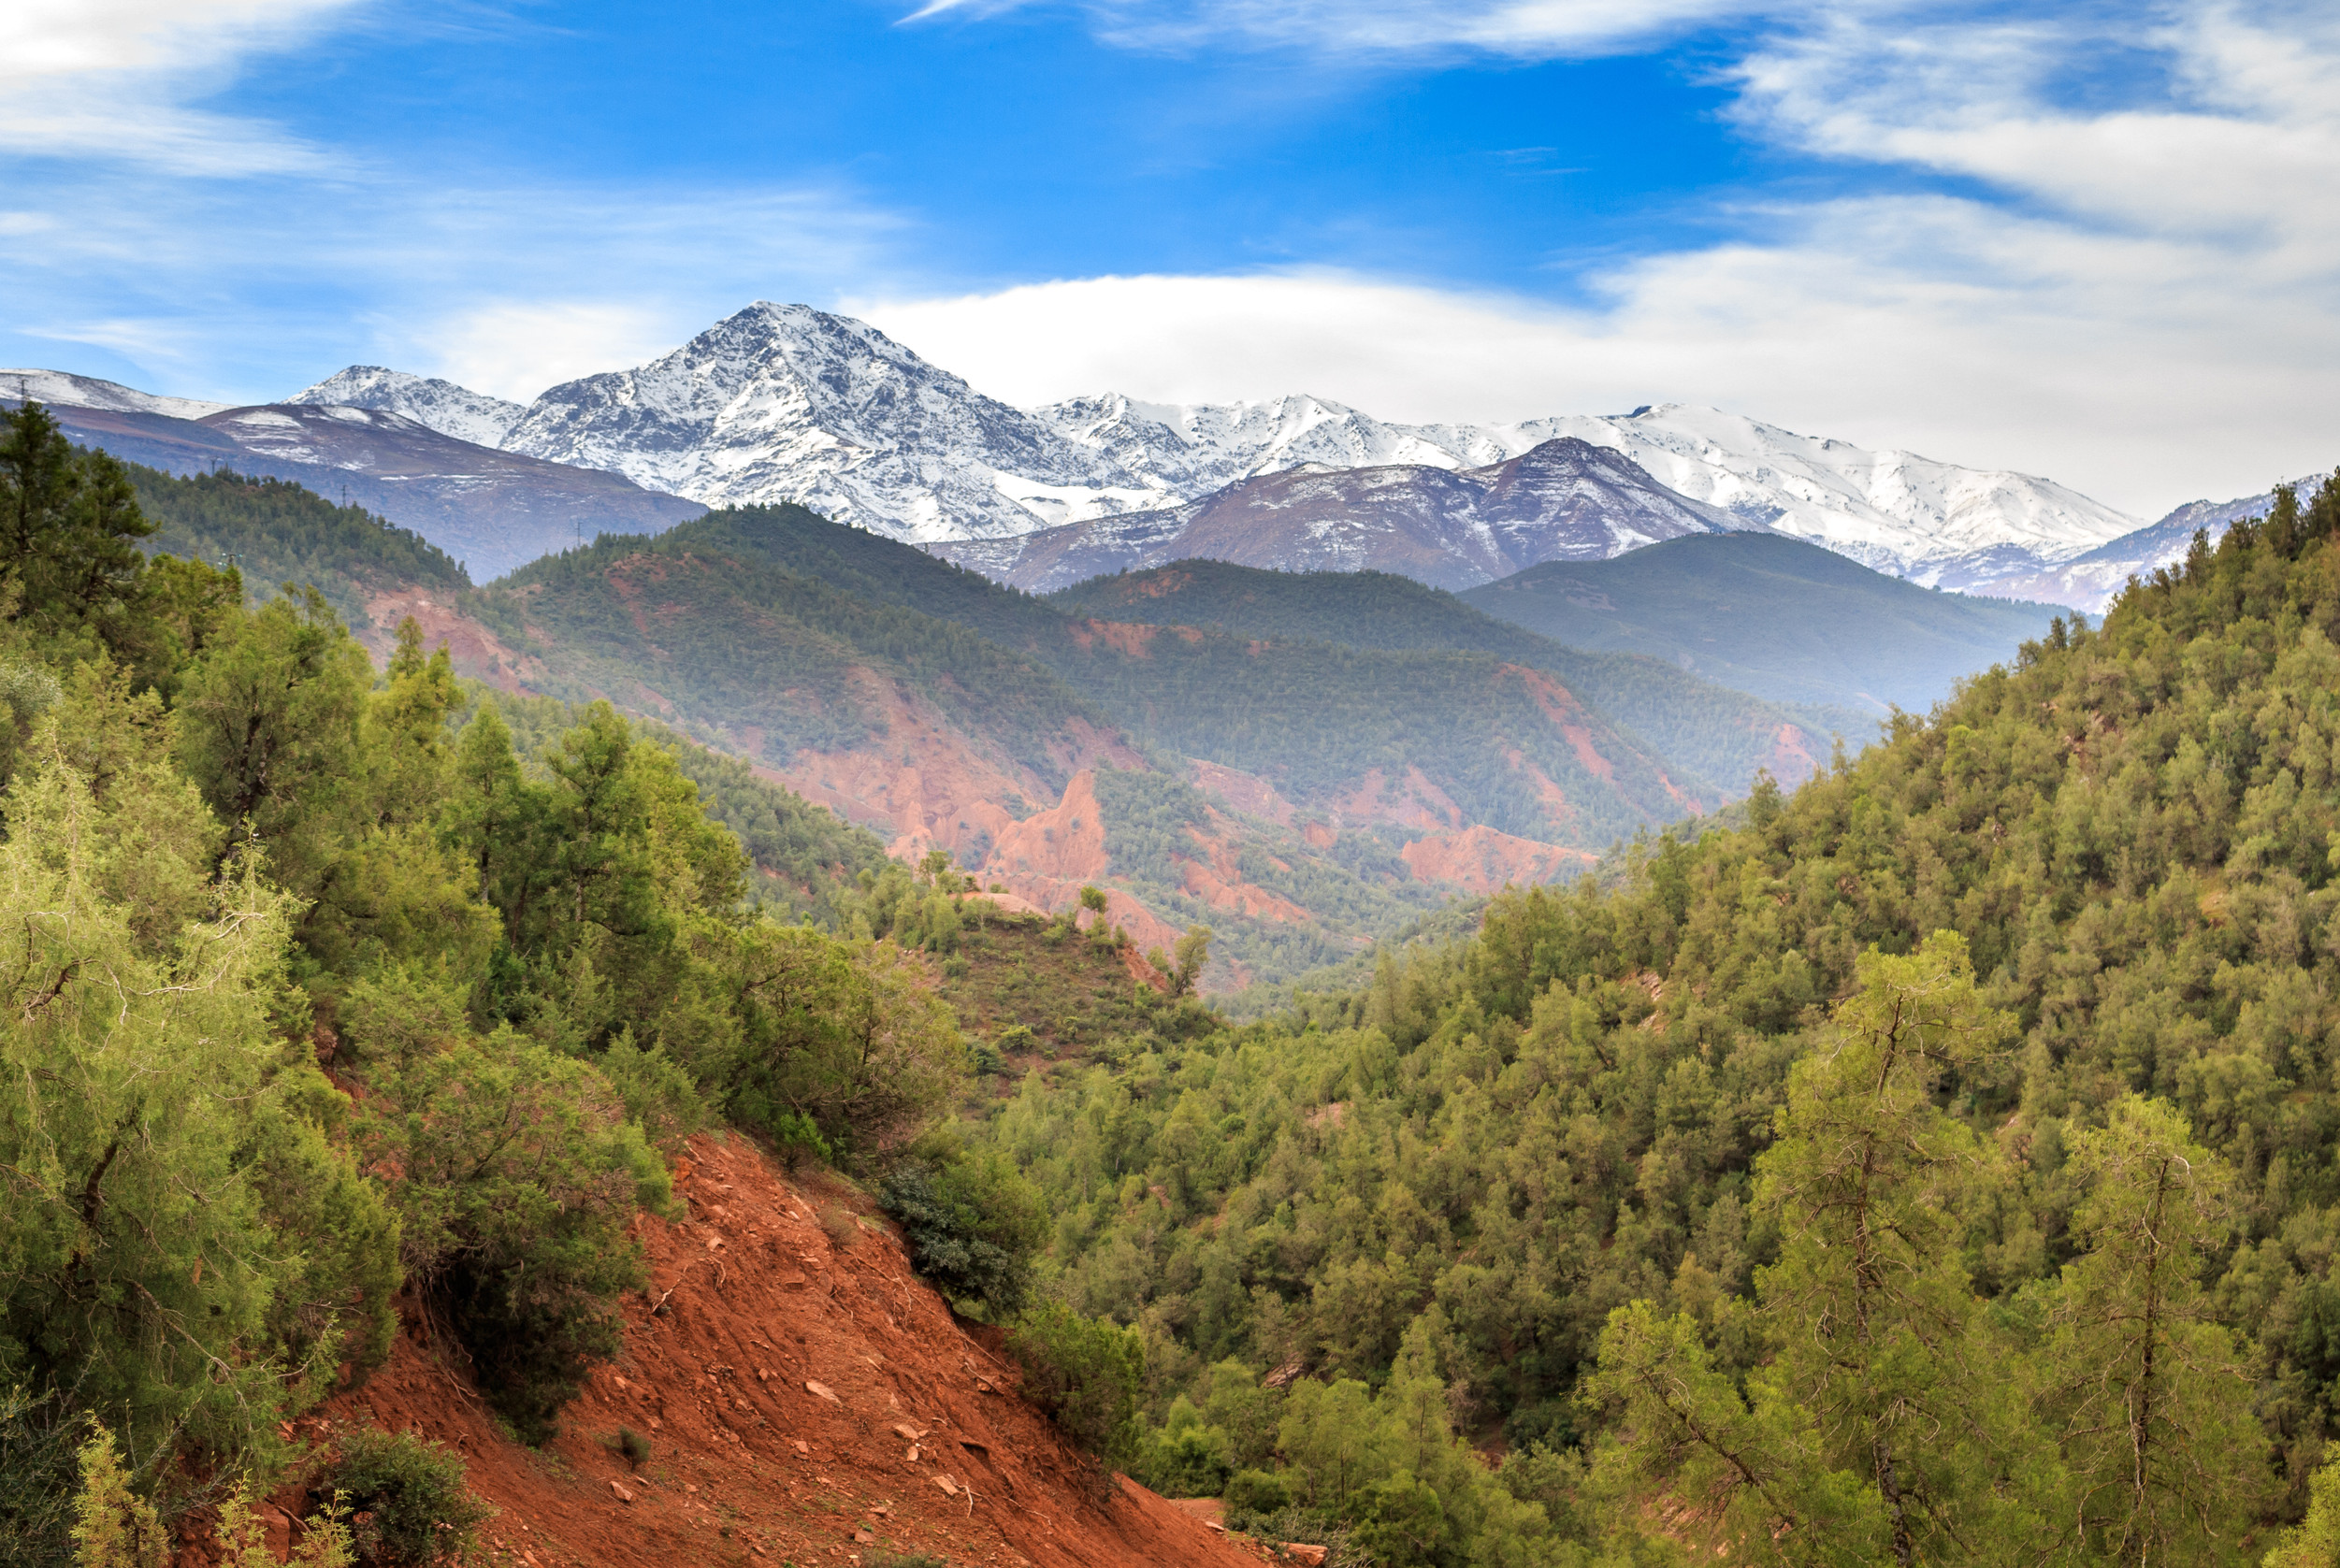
[0, 403, 152, 649]
[358, 1031, 667, 1443]
[2046, 1097, 2265, 1565]
[173, 587, 370, 897]
[0, 724, 395, 1474]
[1170, 924, 1212, 998]
[1592, 933, 2046, 1566]
[1009, 1302, 1146, 1467]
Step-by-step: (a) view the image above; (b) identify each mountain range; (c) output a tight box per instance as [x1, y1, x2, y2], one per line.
[935, 436, 1739, 591]
[12, 301, 2323, 609]
[279, 305, 2145, 582]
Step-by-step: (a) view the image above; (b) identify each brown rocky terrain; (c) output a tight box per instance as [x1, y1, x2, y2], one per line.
[241, 1133, 1260, 1568]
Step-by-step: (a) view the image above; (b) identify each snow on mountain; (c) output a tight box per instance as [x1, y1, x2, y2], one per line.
[1042, 395, 2140, 580]
[498, 304, 1166, 542]
[1041, 392, 1517, 495]
[1939, 473, 2329, 612]
[259, 307, 2134, 583]
[288, 366, 529, 448]
[1511, 406, 2141, 579]
[938, 438, 1737, 593]
[0, 368, 228, 422]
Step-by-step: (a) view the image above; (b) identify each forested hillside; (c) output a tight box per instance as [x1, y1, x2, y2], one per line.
[1462, 531, 2062, 714]
[462, 506, 1786, 986]
[126, 461, 471, 629]
[947, 471, 2340, 1563]
[1052, 558, 1863, 786]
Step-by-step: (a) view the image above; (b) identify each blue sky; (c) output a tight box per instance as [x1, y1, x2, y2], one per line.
[3, 0, 2336, 512]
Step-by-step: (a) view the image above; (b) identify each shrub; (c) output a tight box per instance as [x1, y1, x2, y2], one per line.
[877, 1150, 1048, 1317]
[69, 1428, 165, 1568]
[818, 1202, 863, 1251]
[1007, 1302, 1145, 1466]
[763, 1107, 833, 1172]
[864, 1553, 947, 1568]
[594, 1034, 715, 1151]
[325, 1429, 493, 1567]
[1222, 1467, 1292, 1521]
[358, 1033, 668, 1443]
[1136, 1398, 1234, 1498]
[0, 1389, 84, 1568]
[610, 1426, 653, 1468]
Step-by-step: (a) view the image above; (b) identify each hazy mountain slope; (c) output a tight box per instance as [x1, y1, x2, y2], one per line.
[288, 365, 529, 446]
[441, 507, 1763, 982]
[937, 438, 1736, 591]
[1945, 471, 2333, 611]
[7, 389, 706, 581]
[1051, 559, 1843, 791]
[1462, 531, 2064, 712]
[526, 508, 1713, 843]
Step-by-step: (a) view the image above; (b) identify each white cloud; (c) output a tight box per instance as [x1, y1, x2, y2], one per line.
[418, 302, 684, 404]
[908, 0, 1774, 57]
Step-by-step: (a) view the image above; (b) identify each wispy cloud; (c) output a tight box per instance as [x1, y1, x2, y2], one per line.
[905, 0, 1772, 57]
[0, 169, 915, 401]
[0, 0, 365, 173]
[855, 0, 2340, 513]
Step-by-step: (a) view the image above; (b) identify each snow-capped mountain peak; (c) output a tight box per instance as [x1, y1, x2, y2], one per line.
[287, 366, 528, 448]
[260, 302, 2141, 587]
[1511, 404, 2141, 576]
[500, 302, 1160, 542]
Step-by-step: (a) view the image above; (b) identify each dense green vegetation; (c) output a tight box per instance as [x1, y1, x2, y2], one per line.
[126, 461, 470, 630]
[946, 471, 2340, 1562]
[32, 392, 2340, 1566]
[1462, 530, 2061, 714]
[0, 405, 970, 1556]
[463, 687, 889, 922]
[1055, 559, 1859, 790]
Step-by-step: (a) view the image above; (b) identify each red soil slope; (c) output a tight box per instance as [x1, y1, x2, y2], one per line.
[284, 1134, 1255, 1568]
